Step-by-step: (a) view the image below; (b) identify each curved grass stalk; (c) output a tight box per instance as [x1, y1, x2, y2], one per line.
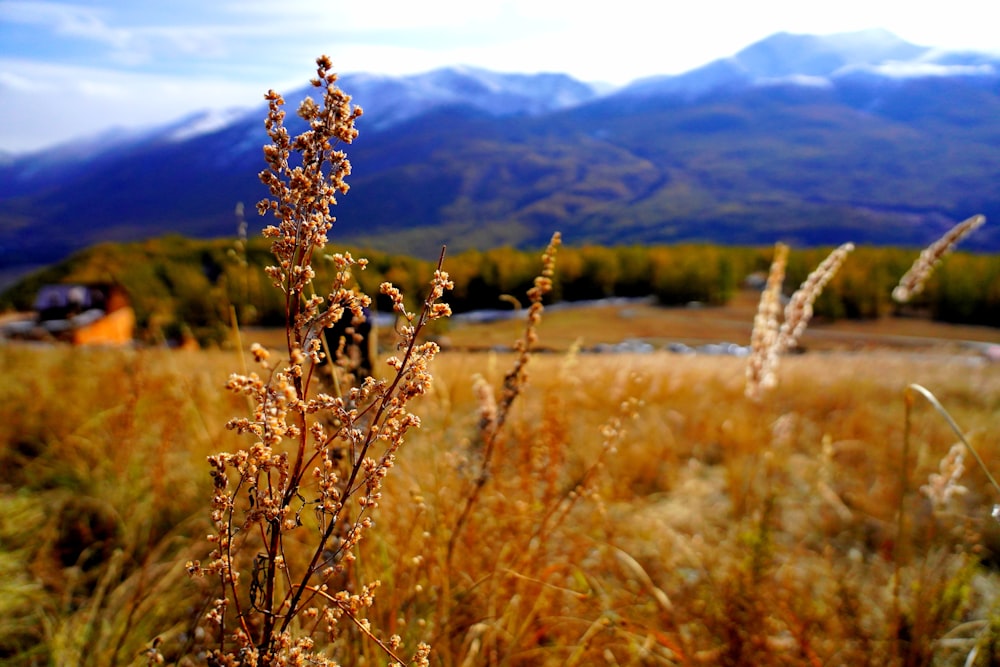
[905, 383, 1000, 498]
[892, 383, 999, 663]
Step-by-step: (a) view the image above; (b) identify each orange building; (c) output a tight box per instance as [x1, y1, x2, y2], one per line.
[23, 283, 135, 346]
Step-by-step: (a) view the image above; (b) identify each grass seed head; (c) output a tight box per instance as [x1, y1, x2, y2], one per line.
[893, 214, 986, 303]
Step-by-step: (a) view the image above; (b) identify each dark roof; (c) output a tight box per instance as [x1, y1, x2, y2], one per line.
[34, 284, 111, 320]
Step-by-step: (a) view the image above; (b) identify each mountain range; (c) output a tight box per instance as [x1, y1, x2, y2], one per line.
[2, 28, 999, 285]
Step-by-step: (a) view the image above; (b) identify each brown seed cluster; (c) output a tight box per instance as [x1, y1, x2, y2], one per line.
[184, 56, 438, 666]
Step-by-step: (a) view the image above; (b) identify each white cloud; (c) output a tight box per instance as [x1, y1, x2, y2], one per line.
[1, 1, 131, 48]
[0, 70, 53, 92]
[851, 61, 997, 78]
[3, 0, 1000, 151]
[227, 0, 518, 32]
[0, 58, 266, 152]
[757, 74, 833, 88]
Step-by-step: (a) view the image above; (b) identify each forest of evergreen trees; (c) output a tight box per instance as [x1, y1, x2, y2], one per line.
[2, 235, 998, 344]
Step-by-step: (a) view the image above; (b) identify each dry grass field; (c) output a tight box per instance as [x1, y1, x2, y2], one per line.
[4, 58, 997, 667]
[2, 304, 999, 665]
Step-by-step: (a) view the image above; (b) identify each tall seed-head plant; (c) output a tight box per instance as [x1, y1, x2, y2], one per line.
[181, 56, 441, 666]
[447, 232, 561, 565]
[892, 214, 986, 303]
[776, 242, 854, 355]
[744, 242, 854, 399]
[745, 242, 788, 401]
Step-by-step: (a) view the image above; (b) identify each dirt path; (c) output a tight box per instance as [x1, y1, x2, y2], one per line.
[441, 291, 1000, 356]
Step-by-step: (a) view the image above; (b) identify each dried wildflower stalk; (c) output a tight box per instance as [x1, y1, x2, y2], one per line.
[920, 443, 969, 511]
[745, 243, 853, 399]
[528, 397, 641, 544]
[447, 232, 561, 565]
[776, 242, 854, 354]
[184, 56, 439, 666]
[745, 243, 788, 401]
[892, 214, 986, 303]
[904, 383, 1000, 511]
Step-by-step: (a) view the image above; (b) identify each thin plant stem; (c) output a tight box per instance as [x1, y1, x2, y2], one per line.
[906, 383, 1000, 496]
[894, 382, 1000, 661]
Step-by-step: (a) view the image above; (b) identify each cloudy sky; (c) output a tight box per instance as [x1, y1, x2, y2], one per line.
[1, 0, 997, 153]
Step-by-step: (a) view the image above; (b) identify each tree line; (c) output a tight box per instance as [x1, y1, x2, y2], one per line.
[2, 235, 997, 344]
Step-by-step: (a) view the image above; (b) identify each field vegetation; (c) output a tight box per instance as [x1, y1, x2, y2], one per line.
[3, 235, 999, 347]
[2, 335, 1000, 665]
[2, 56, 1000, 667]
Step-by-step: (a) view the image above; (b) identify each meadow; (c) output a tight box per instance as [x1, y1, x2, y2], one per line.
[2, 310, 1000, 665]
[3, 56, 1000, 667]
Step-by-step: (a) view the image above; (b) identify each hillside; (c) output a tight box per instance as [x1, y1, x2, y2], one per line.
[2, 30, 1000, 283]
[4, 233, 998, 349]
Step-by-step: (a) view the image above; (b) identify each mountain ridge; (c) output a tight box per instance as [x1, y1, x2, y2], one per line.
[2, 29, 999, 284]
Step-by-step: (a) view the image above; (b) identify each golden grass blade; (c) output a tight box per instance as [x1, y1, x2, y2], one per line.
[777, 242, 854, 354]
[745, 242, 788, 400]
[892, 214, 986, 303]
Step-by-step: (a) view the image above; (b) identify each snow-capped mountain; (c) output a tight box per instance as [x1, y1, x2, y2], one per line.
[739, 29, 929, 77]
[336, 67, 601, 130]
[0, 66, 599, 197]
[618, 29, 1000, 98]
[3, 29, 1000, 284]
